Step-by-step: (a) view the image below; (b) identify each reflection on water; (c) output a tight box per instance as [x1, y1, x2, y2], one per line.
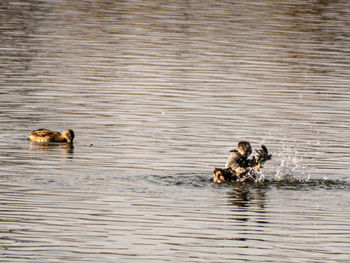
[1, 0, 350, 262]
[29, 141, 74, 157]
[228, 185, 267, 209]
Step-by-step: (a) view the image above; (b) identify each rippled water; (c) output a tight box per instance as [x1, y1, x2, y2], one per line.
[1, 0, 350, 262]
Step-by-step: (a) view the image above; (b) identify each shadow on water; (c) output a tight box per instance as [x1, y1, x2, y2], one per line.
[223, 176, 349, 207]
[146, 170, 349, 191]
[145, 172, 211, 188]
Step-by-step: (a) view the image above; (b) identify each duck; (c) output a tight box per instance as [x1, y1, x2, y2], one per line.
[28, 129, 75, 143]
[213, 167, 236, 183]
[214, 141, 271, 183]
[225, 141, 252, 177]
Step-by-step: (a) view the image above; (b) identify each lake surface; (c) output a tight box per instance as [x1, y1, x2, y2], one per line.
[1, 0, 350, 262]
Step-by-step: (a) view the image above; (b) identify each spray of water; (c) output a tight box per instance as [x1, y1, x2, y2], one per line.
[268, 141, 307, 182]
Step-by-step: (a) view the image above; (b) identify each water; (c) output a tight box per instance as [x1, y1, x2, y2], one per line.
[1, 0, 350, 262]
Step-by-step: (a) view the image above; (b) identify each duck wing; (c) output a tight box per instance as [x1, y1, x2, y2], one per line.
[29, 129, 62, 142]
[256, 145, 272, 162]
[31, 129, 60, 137]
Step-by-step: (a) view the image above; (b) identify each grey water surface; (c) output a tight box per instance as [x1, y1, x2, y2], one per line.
[1, 0, 350, 262]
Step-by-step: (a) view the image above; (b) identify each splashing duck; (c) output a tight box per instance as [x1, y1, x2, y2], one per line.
[214, 141, 272, 183]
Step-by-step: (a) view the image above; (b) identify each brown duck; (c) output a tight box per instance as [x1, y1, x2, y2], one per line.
[28, 129, 75, 143]
[214, 141, 271, 183]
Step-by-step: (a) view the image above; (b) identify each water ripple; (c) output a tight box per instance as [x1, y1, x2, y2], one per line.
[1, 0, 350, 262]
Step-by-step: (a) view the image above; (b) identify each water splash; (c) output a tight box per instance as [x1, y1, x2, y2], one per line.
[273, 141, 306, 181]
[253, 140, 308, 183]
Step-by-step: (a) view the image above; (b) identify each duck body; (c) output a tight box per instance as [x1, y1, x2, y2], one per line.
[225, 150, 251, 175]
[214, 141, 271, 183]
[213, 167, 256, 183]
[28, 129, 75, 143]
[213, 167, 236, 183]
